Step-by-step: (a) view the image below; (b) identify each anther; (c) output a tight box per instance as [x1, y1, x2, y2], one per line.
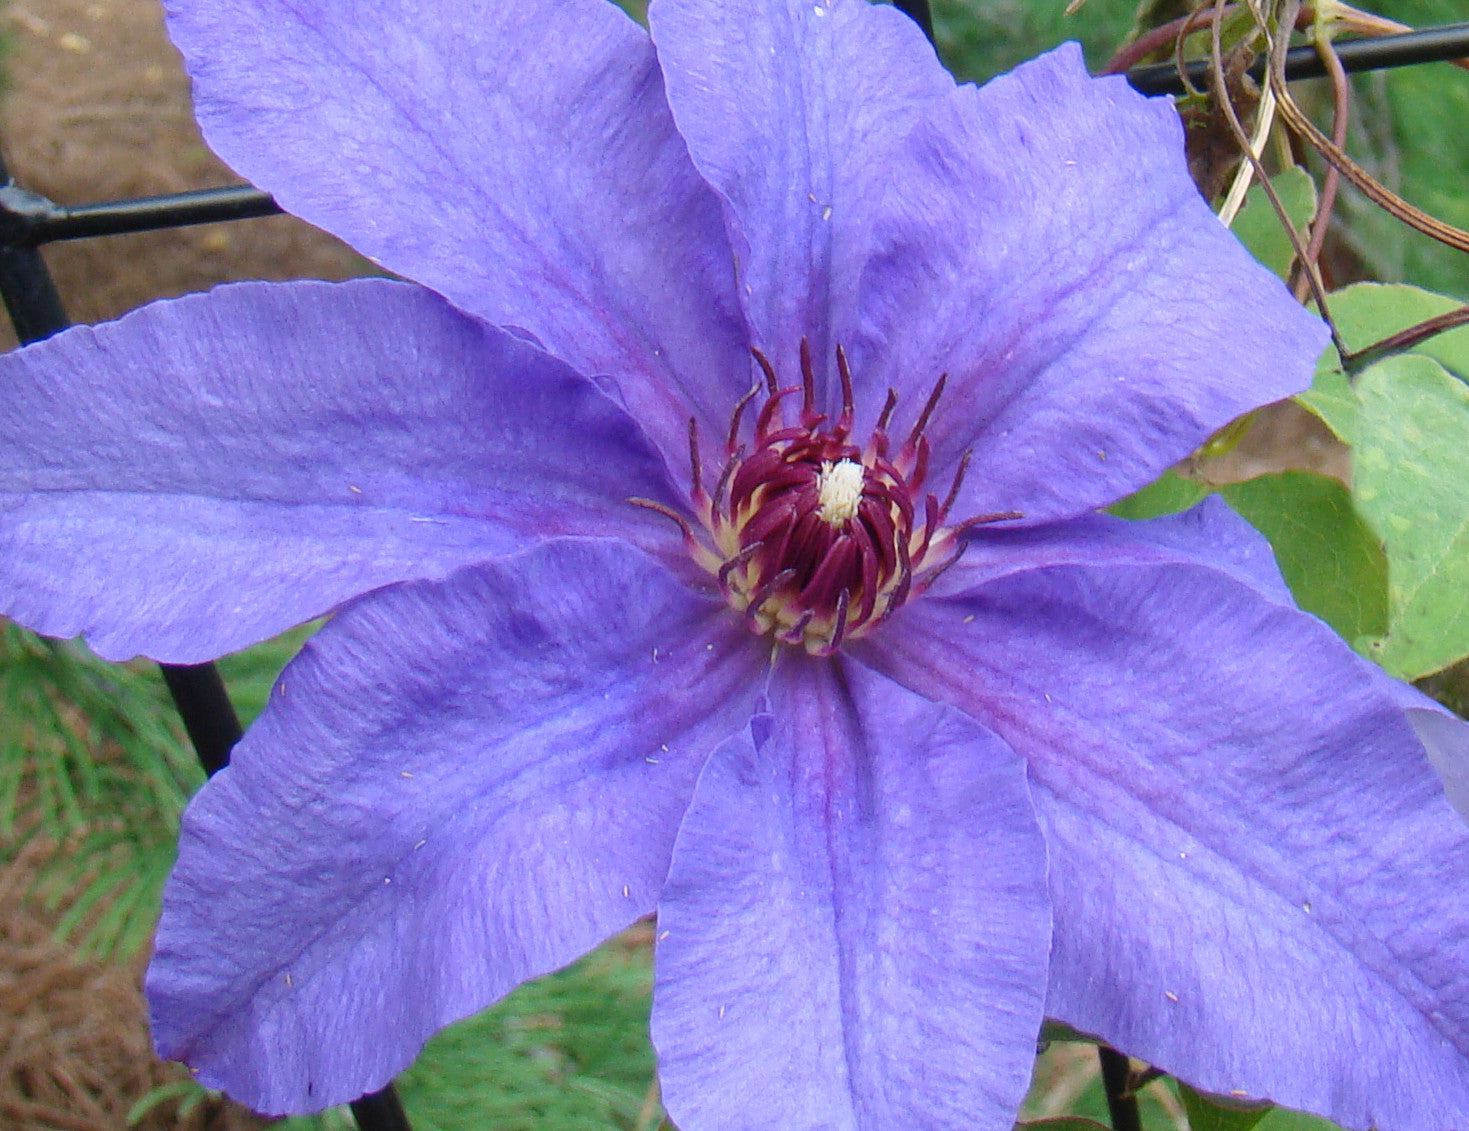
[906, 373, 947, 450]
[688, 418, 705, 505]
[940, 449, 974, 520]
[835, 345, 855, 437]
[727, 382, 762, 452]
[629, 497, 697, 542]
[751, 346, 780, 396]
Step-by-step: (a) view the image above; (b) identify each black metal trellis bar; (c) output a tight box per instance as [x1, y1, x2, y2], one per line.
[0, 182, 283, 246]
[0, 147, 414, 1131]
[157, 664, 245, 777]
[1128, 19, 1469, 95]
[0, 22, 1463, 253]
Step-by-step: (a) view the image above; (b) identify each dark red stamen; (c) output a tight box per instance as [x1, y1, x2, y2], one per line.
[726, 383, 762, 453]
[751, 346, 780, 396]
[719, 541, 763, 588]
[693, 345, 1011, 653]
[629, 497, 697, 543]
[711, 446, 743, 513]
[800, 338, 818, 426]
[941, 449, 974, 520]
[756, 386, 801, 438]
[906, 374, 947, 452]
[688, 418, 705, 505]
[835, 345, 855, 437]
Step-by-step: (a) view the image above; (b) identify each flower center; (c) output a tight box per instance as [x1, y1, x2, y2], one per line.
[634, 343, 1018, 656]
[816, 460, 865, 525]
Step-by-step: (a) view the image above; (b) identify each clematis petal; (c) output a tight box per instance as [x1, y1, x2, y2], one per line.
[0, 279, 680, 663]
[950, 497, 1469, 823]
[849, 45, 1329, 521]
[163, 0, 750, 454]
[964, 498, 1469, 824]
[148, 538, 764, 1114]
[652, 655, 1051, 1130]
[648, 0, 951, 392]
[861, 515, 1469, 1130]
[934, 496, 1294, 606]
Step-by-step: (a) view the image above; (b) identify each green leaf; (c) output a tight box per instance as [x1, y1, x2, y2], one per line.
[1108, 469, 1211, 521]
[1297, 362, 1358, 447]
[1019, 1120, 1113, 1131]
[1219, 471, 1389, 643]
[1299, 282, 1469, 445]
[1177, 1083, 1272, 1131]
[1352, 353, 1469, 678]
[1328, 283, 1469, 379]
[1252, 1106, 1350, 1131]
[1231, 167, 1318, 280]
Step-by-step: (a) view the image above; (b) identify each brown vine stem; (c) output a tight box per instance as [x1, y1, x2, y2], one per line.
[1344, 306, 1469, 374]
[1290, 14, 1350, 303]
[1098, 5, 1238, 76]
[1270, 0, 1469, 255]
[1211, 0, 1348, 359]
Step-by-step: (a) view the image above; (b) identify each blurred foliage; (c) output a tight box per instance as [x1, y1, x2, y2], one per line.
[0, 619, 308, 961]
[931, 0, 1135, 81]
[1232, 167, 1319, 281]
[279, 932, 662, 1131]
[395, 933, 661, 1131]
[0, 623, 198, 960]
[1335, 0, 1469, 298]
[613, 0, 648, 23]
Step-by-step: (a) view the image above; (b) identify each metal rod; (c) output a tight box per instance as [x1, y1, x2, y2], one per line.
[158, 663, 243, 777]
[1098, 1046, 1143, 1131]
[350, 1085, 415, 1131]
[4, 183, 281, 248]
[0, 154, 70, 341]
[0, 24, 1462, 244]
[1128, 20, 1469, 95]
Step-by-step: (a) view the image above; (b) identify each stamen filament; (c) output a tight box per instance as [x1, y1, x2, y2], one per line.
[629, 497, 697, 543]
[906, 373, 947, 451]
[688, 418, 706, 507]
[727, 382, 762, 453]
[751, 346, 780, 396]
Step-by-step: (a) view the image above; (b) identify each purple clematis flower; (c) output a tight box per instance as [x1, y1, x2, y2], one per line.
[3, 0, 1469, 1126]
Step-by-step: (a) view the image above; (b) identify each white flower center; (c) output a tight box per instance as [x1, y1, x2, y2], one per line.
[816, 459, 865, 526]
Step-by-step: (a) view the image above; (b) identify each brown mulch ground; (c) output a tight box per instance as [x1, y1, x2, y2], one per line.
[0, 847, 263, 1131]
[1, 0, 367, 354]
